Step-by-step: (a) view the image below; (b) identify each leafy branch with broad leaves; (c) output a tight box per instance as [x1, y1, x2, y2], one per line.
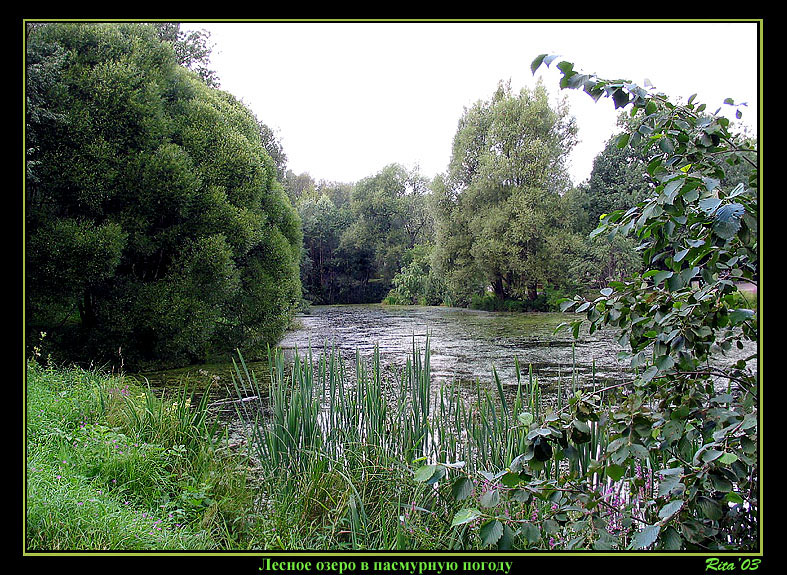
[535, 54, 759, 550]
[421, 55, 759, 551]
[531, 53, 758, 388]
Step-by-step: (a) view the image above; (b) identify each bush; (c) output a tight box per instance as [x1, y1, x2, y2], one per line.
[468, 292, 554, 312]
[529, 54, 759, 550]
[26, 23, 302, 370]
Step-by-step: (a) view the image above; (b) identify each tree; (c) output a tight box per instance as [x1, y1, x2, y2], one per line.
[576, 124, 654, 234]
[282, 170, 318, 204]
[430, 174, 485, 307]
[298, 192, 351, 304]
[384, 243, 447, 306]
[151, 22, 220, 87]
[434, 80, 578, 304]
[344, 164, 433, 290]
[26, 23, 302, 368]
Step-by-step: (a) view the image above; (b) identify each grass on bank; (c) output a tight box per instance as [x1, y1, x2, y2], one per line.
[25, 359, 255, 550]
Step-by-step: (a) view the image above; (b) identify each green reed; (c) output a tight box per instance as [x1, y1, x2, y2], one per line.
[233, 336, 558, 485]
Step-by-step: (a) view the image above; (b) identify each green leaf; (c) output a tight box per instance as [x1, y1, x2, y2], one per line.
[612, 87, 630, 109]
[607, 437, 626, 453]
[680, 266, 699, 284]
[698, 496, 723, 520]
[605, 463, 626, 481]
[631, 524, 661, 550]
[629, 442, 649, 460]
[479, 519, 504, 547]
[713, 202, 745, 240]
[509, 453, 527, 473]
[639, 365, 659, 383]
[699, 197, 722, 214]
[728, 308, 754, 325]
[661, 179, 683, 204]
[556, 60, 575, 75]
[521, 522, 541, 545]
[531, 53, 561, 73]
[501, 471, 522, 488]
[451, 507, 482, 527]
[559, 299, 576, 312]
[414, 464, 445, 484]
[700, 448, 723, 463]
[480, 489, 500, 508]
[530, 54, 547, 74]
[570, 419, 591, 444]
[498, 523, 515, 550]
[652, 270, 673, 286]
[719, 452, 739, 465]
[589, 224, 608, 239]
[658, 499, 683, 521]
[513, 488, 535, 507]
[655, 354, 675, 371]
[414, 464, 439, 482]
[658, 137, 675, 155]
[451, 476, 474, 501]
[518, 412, 534, 426]
[661, 526, 683, 550]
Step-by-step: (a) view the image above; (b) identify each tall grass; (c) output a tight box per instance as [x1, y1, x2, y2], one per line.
[232, 338, 541, 474]
[233, 341, 432, 470]
[228, 336, 595, 549]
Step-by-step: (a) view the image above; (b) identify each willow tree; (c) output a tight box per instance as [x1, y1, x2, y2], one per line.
[433, 80, 578, 305]
[25, 23, 302, 368]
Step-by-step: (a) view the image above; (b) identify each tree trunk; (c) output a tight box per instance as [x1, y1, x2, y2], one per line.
[78, 289, 97, 330]
[528, 282, 538, 301]
[492, 276, 506, 300]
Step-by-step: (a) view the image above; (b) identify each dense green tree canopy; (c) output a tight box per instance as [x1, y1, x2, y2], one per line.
[297, 190, 352, 304]
[26, 23, 301, 368]
[347, 163, 433, 284]
[291, 164, 434, 305]
[433, 80, 579, 305]
[577, 128, 654, 233]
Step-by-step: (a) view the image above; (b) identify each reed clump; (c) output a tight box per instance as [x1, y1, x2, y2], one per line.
[228, 337, 613, 550]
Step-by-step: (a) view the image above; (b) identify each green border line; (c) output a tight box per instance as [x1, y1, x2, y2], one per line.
[20, 17, 765, 562]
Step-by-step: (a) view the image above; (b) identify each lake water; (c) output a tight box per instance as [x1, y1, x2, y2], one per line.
[278, 304, 629, 392]
[139, 303, 757, 405]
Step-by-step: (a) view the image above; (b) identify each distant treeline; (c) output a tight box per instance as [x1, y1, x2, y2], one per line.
[25, 22, 754, 369]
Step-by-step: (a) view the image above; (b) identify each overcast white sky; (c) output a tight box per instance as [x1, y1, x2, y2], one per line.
[180, 21, 760, 186]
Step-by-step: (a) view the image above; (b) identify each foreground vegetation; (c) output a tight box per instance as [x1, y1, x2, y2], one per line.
[26, 324, 758, 551]
[26, 354, 254, 550]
